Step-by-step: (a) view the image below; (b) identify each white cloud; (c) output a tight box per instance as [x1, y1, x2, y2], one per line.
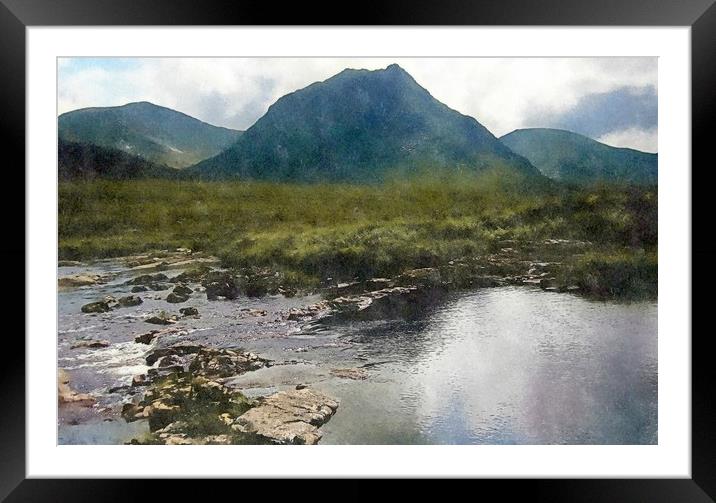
[58, 57, 657, 149]
[597, 127, 658, 153]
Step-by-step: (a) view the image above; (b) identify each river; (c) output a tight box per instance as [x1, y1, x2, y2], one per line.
[58, 261, 657, 445]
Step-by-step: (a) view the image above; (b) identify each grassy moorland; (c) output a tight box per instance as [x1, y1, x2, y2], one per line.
[58, 169, 657, 300]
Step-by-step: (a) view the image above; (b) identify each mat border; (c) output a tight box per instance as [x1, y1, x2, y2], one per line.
[4, 0, 714, 498]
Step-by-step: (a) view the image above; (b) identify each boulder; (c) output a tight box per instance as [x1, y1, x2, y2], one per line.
[202, 271, 240, 300]
[145, 344, 203, 366]
[80, 296, 118, 313]
[166, 292, 189, 303]
[145, 312, 178, 325]
[188, 348, 268, 378]
[125, 273, 169, 286]
[179, 307, 199, 317]
[131, 285, 149, 293]
[172, 284, 193, 296]
[70, 339, 110, 349]
[232, 388, 339, 445]
[171, 265, 213, 283]
[118, 295, 143, 307]
[148, 283, 171, 291]
[134, 330, 159, 345]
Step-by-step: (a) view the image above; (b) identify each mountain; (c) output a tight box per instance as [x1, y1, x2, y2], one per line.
[58, 102, 242, 168]
[58, 139, 180, 180]
[500, 128, 657, 185]
[190, 64, 539, 182]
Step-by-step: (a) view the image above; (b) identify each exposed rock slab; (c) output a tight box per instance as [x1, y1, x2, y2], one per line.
[58, 369, 95, 406]
[232, 388, 339, 445]
[59, 274, 106, 288]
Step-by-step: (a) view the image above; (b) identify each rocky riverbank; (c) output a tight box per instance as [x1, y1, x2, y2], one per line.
[58, 243, 642, 445]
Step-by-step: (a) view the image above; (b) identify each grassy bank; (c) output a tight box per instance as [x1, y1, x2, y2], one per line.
[59, 172, 657, 299]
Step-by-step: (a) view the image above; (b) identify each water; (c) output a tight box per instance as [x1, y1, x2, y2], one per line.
[317, 288, 657, 444]
[58, 263, 657, 445]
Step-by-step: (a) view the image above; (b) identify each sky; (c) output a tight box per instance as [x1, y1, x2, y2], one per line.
[58, 57, 658, 153]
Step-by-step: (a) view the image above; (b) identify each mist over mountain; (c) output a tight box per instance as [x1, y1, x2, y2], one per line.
[190, 64, 539, 182]
[500, 128, 657, 185]
[58, 101, 242, 168]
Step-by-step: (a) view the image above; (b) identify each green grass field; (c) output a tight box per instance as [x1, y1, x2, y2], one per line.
[58, 170, 657, 299]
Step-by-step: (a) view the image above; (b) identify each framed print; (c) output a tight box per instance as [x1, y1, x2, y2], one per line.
[4, 0, 715, 498]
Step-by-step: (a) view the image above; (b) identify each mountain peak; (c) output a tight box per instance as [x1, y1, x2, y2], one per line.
[384, 63, 405, 73]
[191, 65, 539, 181]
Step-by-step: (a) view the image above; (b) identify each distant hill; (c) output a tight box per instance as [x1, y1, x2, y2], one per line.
[500, 128, 657, 185]
[58, 101, 242, 168]
[190, 64, 540, 182]
[58, 139, 180, 180]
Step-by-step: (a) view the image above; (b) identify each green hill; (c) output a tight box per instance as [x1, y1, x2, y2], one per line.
[190, 64, 540, 182]
[58, 101, 242, 168]
[500, 128, 657, 185]
[58, 139, 180, 180]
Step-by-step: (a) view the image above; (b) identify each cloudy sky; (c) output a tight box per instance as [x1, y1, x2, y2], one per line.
[58, 57, 657, 153]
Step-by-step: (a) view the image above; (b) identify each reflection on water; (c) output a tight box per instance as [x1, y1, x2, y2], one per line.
[318, 287, 657, 444]
[59, 263, 657, 445]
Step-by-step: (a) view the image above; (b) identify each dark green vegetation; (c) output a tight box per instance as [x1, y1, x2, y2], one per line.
[59, 173, 657, 300]
[190, 64, 539, 182]
[59, 139, 181, 180]
[59, 101, 242, 168]
[500, 128, 658, 185]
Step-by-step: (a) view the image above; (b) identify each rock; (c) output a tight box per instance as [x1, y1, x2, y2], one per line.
[80, 296, 118, 313]
[286, 301, 331, 321]
[134, 330, 159, 344]
[70, 339, 110, 349]
[240, 308, 267, 317]
[131, 285, 149, 293]
[202, 271, 240, 300]
[395, 268, 442, 288]
[330, 367, 368, 380]
[146, 365, 186, 381]
[365, 278, 394, 290]
[172, 284, 193, 296]
[145, 312, 178, 325]
[58, 369, 95, 406]
[188, 348, 268, 378]
[179, 307, 199, 317]
[148, 283, 171, 291]
[166, 292, 189, 303]
[118, 295, 143, 307]
[145, 344, 203, 366]
[58, 274, 105, 288]
[327, 286, 435, 321]
[232, 388, 339, 445]
[326, 281, 364, 297]
[295, 384, 307, 390]
[123, 371, 249, 434]
[131, 374, 148, 387]
[125, 273, 169, 286]
[157, 354, 183, 368]
[171, 265, 213, 283]
[58, 260, 84, 267]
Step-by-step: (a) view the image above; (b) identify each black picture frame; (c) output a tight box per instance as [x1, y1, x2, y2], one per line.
[3, 0, 714, 499]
